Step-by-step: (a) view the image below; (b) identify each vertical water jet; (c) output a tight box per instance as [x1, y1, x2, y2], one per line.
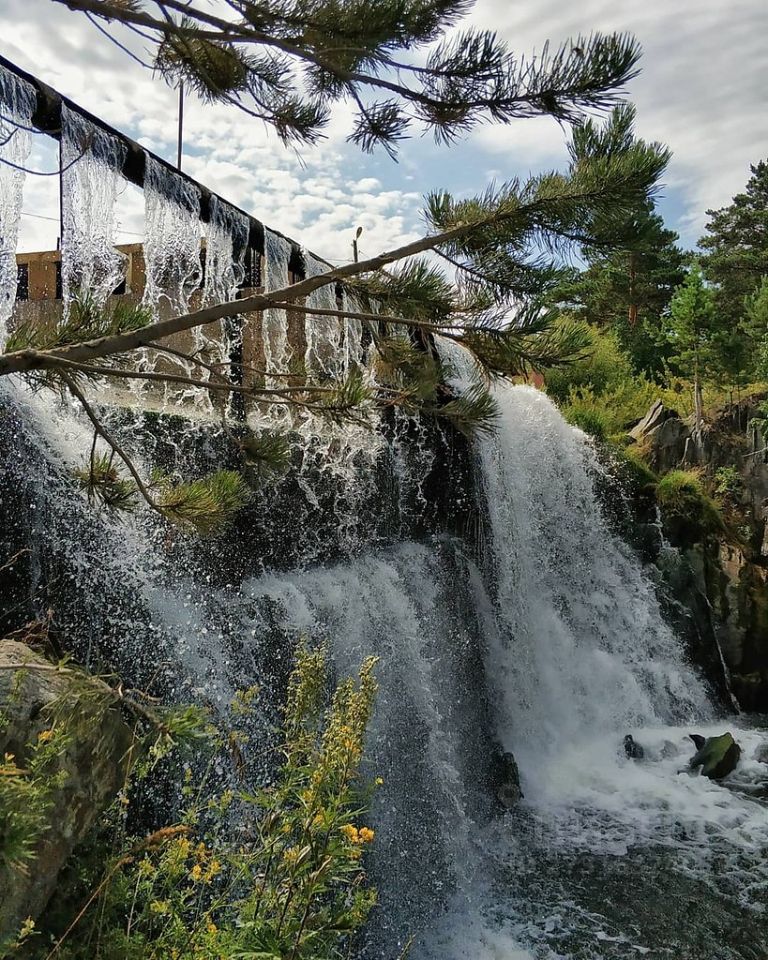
[304, 250, 341, 378]
[262, 227, 291, 389]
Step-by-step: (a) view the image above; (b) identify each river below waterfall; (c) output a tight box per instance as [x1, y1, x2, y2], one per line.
[2, 374, 768, 960]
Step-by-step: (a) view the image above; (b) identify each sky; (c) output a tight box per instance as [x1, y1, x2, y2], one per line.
[2, 0, 767, 262]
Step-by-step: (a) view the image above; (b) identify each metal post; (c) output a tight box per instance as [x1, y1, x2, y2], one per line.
[177, 81, 184, 170]
[58, 139, 64, 250]
[352, 225, 362, 263]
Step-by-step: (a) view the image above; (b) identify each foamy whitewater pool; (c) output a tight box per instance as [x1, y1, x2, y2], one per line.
[420, 719, 768, 960]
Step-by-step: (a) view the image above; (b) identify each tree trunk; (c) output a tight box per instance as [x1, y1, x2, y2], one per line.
[627, 252, 638, 328]
[693, 364, 704, 434]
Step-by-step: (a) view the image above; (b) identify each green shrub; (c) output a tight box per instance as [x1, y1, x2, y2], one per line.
[10, 646, 379, 960]
[560, 377, 658, 441]
[714, 465, 742, 500]
[565, 406, 609, 441]
[545, 323, 635, 404]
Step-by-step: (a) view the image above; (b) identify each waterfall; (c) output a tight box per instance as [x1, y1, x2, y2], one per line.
[478, 385, 712, 777]
[0, 65, 36, 347]
[199, 195, 249, 368]
[202, 196, 248, 308]
[262, 227, 292, 388]
[238, 540, 496, 953]
[60, 105, 127, 307]
[4, 327, 768, 957]
[142, 155, 202, 314]
[304, 250, 342, 378]
[340, 286, 366, 376]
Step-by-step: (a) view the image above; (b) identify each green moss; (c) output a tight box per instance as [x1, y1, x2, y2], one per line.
[609, 444, 658, 493]
[656, 469, 724, 541]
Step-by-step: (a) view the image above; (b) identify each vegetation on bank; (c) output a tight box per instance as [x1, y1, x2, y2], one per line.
[540, 156, 768, 540]
[1, 642, 378, 960]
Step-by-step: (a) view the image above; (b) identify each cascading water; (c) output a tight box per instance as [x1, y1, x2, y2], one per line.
[142, 154, 202, 315]
[418, 347, 768, 958]
[0, 65, 36, 346]
[478, 384, 712, 772]
[262, 227, 292, 391]
[340, 286, 366, 377]
[60, 105, 127, 306]
[137, 156, 206, 408]
[202, 195, 248, 308]
[196, 195, 249, 380]
[304, 250, 342, 378]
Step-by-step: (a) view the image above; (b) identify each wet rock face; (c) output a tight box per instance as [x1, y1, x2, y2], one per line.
[0, 640, 133, 941]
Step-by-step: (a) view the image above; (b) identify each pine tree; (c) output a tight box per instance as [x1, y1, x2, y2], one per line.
[560, 199, 687, 377]
[743, 277, 768, 382]
[699, 160, 768, 327]
[665, 264, 717, 430]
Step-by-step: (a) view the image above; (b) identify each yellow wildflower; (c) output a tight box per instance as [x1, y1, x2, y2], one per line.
[340, 824, 359, 844]
[149, 900, 170, 915]
[359, 827, 375, 843]
[375, 777, 384, 786]
[206, 920, 218, 934]
[37, 729, 54, 743]
[189, 864, 203, 882]
[283, 845, 302, 865]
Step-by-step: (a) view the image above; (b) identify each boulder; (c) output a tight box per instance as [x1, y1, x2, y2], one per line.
[688, 732, 741, 780]
[0, 640, 133, 942]
[629, 402, 695, 474]
[629, 400, 674, 441]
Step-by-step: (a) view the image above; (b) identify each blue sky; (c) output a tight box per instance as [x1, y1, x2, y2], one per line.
[3, 0, 767, 260]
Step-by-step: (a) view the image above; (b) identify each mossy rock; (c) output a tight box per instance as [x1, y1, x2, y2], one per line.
[689, 732, 741, 779]
[656, 470, 724, 545]
[0, 641, 133, 942]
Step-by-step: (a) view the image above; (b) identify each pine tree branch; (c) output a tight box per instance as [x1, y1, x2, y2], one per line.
[48, 356, 339, 397]
[57, 0, 638, 142]
[59, 371, 165, 516]
[268, 300, 466, 336]
[0, 185, 615, 378]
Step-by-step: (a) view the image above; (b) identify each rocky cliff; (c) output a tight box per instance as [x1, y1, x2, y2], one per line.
[627, 394, 768, 711]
